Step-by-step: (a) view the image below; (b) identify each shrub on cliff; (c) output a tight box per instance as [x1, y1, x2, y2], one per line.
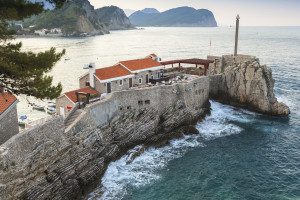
[0, 0, 67, 99]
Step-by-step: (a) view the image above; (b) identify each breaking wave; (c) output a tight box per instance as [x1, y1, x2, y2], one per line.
[88, 101, 255, 200]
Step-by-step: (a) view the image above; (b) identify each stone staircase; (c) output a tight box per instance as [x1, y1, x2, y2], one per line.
[64, 109, 83, 129]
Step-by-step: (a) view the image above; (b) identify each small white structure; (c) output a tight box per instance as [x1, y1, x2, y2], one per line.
[50, 28, 62, 34]
[34, 29, 48, 36]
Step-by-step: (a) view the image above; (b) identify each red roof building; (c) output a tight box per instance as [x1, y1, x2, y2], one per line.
[120, 58, 163, 73]
[0, 87, 19, 145]
[0, 91, 18, 116]
[64, 87, 101, 103]
[94, 64, 134, 83]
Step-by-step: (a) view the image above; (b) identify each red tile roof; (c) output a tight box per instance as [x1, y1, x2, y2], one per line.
[0, 92, 17, 115]
[150, 53, 157, 57]
[64, 87, 101, 103]
[94, 64, 131, 80]
[120, 58, 161, 71]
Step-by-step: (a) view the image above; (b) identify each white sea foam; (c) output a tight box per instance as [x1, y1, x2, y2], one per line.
[277, 95, 299, 116]
[88, 101, 250, 200]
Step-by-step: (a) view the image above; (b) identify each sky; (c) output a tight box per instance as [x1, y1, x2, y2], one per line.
[89, 0, 300, 26]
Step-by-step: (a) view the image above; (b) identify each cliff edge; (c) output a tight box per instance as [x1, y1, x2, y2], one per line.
[208, 55, 290, 116]
[0, 77, 210, 200]
[95, 6, 135, 30]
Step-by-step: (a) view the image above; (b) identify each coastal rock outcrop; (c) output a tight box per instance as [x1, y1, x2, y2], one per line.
[208, 55, 290, 116]
[95, 6, 135, 30]
[0, 77, 210, 199]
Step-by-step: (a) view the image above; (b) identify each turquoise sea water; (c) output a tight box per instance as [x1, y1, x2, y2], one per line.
[17, 27, 300, 199]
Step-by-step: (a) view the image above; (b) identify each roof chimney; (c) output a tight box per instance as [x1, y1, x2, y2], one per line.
[89, 63, 96, 88]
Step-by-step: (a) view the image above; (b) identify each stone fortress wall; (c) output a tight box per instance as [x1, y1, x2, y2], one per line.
[0, 55, 290, 199]
[0, 76, 210, 200]
[88, 76, 209, 127]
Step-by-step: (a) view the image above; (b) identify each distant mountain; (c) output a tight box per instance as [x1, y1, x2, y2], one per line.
[123, 9, 136, 17]
[141, 8, 160, 14]
[25, 0, 109, 36]
[95, 6, 135, 30]
[24, 0, 133, 36]
[129, 6, 217, 27]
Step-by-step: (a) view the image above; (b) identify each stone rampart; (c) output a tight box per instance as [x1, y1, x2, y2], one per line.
[88, 76, 209, 127]
[0, 76, 210, 200]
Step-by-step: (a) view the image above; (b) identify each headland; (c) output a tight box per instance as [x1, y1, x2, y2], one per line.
[0, 54, 290, 199]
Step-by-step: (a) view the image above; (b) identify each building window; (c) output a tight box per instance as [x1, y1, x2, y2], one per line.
[85, 82, 90, 86]
[145, 100, 150, 105]
[138, 100, 143, 105]
[151, 75, 154, 79]
[120, 79, 123, 86]
[157, 72, 161, 78]
[119, 107, 123, 111]
[127, 106, 131, 110]
[139, 78, 142, 84]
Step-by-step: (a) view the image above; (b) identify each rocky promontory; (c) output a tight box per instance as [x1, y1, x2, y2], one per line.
[208, 55, 290, 116]
[95, 6, 135, 30]
[0, 77, 210, 199]
[0, 55, 290, 200]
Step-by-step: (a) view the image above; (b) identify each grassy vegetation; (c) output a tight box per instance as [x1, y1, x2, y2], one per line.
[95, 6, 119, 23]
[24, 3, 86, 33]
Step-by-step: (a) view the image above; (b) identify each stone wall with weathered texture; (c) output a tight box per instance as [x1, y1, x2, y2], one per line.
[0, 76, 210, 200]
[79, 73, 89, 89]
[0, 106, 18, 145]
[208, 55, 290, 116]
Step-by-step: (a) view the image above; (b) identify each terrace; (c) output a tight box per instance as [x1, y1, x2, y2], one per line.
[141, 58, 214, 86]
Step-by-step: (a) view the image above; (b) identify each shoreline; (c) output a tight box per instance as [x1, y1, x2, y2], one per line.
[0, 55, 290, 199]
[81, 113, 209, 199]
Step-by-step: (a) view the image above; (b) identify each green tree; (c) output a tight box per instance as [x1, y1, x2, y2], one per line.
[0, 0, 67, 99]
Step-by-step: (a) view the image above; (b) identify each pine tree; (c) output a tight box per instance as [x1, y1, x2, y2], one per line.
[0, 0, 67, 99]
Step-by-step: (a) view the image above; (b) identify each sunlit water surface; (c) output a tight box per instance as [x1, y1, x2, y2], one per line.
[17, 27, 300, 199]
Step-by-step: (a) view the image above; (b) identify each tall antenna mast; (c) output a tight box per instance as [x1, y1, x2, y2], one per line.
[234, 14, 240, 56]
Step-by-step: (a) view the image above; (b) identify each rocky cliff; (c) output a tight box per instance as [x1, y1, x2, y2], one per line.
[208, 55, 290, 116]
[0, 77, 210, 199]
[25, 0, 109, 36]
[95, 6, 135, 30]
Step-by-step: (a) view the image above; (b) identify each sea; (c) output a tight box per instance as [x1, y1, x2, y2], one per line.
[16, 27, 300, 199]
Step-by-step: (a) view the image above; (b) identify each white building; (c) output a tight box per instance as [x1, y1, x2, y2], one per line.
[50, 28, 62, 34]
[34, 29, 48, 36]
